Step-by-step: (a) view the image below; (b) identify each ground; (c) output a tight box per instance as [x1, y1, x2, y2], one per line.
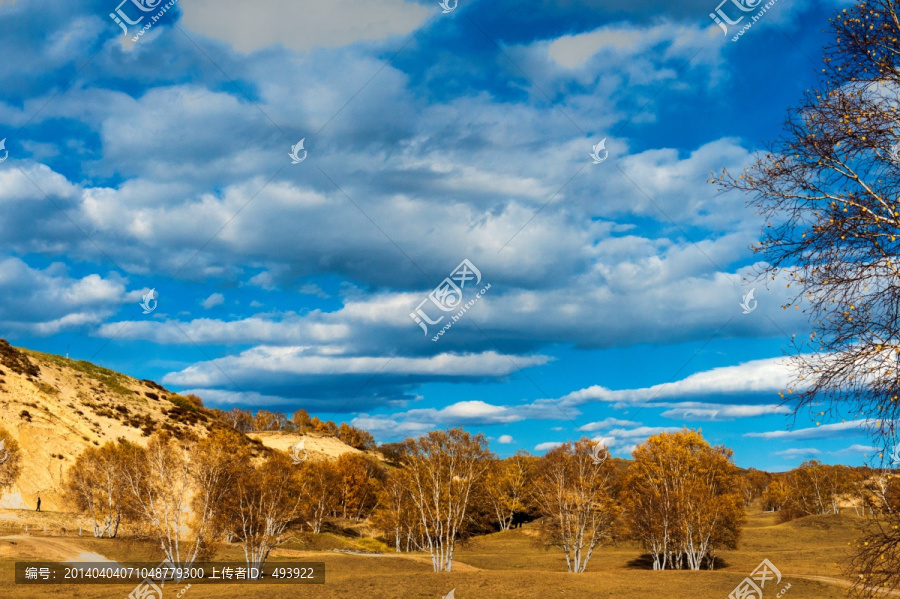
[0, 507, 888, 598]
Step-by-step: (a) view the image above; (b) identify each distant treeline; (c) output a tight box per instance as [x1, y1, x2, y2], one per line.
[210, 407, 376, 451]
[739, 461, 899, 521]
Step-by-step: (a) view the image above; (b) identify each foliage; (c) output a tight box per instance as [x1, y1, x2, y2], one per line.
[485, 451, 537, 531]
[621, 429, 745, 571]
[64, 441, 137, 538]
[530, 440, 618, 573]
[0, 426, 22, 495]
[402, 428, 492, 572]
[220, 451, 304, 573]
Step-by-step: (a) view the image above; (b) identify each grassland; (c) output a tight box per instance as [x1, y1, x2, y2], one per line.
[0, 506, 874, 598]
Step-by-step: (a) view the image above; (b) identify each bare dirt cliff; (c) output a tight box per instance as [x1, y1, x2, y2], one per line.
[0, 339, 371, 513]
[0, 340, 224, 511]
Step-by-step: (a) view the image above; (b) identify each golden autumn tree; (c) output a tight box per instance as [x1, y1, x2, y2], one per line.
[775, 461, 862, 522]
[120, 430, 246, 567]
[484, 451, 536, 531]
[403, 428, 492, 572]
[622, 429, 744, 570]
[220, 451, 305, 574]
[0, 426, 22, 497]
[530, 440, 618, 573]
[298, 460, 338, 533]
[333, 453, 384, 521]
[371, 469, 425, 552]
[65, 441, 136, 538]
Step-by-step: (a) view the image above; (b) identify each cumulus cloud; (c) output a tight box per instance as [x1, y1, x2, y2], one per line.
[557, 357, 798, 406]
[180, 0, 431, 53]
[0, 257, 130, 335]
[535, 441, 564, 452]
[497, 434, 514, 444]
[200, 293, 224, 309]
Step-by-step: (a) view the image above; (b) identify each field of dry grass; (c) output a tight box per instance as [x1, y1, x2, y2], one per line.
[0, 506, 877, 598]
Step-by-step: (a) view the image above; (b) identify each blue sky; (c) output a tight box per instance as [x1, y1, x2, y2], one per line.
[0, 0, 881, 470]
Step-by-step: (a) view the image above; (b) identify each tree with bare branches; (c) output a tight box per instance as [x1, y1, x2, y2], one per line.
[403, 428, 491, 572]
[530, 440, 618, 573]
[65, 442, 135, 538]
[221, 451, 304, 574]
[120, 430, 245, 567]
[714, 2, 900, 592]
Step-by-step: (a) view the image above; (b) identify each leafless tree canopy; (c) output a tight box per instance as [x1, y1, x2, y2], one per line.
[715, 2, 900, 594]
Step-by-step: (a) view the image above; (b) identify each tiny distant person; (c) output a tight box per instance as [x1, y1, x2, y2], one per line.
[36, 496, 41, 512]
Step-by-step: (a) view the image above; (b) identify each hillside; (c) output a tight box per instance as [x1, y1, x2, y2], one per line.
[0, 340, 365, 511]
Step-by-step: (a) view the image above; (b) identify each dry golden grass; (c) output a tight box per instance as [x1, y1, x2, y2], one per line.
[0, 508, 877, 598]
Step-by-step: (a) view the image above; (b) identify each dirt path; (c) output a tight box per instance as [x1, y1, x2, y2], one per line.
[0, 535, 117, 564]
[794, 574, 900, 596]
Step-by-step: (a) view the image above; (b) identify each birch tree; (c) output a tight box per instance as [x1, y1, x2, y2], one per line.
[530, 440, 618, 573]
[622, 429, 744, 570]
[223, 452, 304, 575]
[65, 442, 134, 538]
[403, 428, 491, 572]
[484, 452, 535, 531]
[120, 430, 245, 568]
[298, 461, 337, 534]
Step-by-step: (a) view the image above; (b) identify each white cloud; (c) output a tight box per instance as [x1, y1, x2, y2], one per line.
[0, 257, 129, 335]
[578, 417, 640, 431]
[535, 442, 563, 452]
[497, 434, 514, 444]
[558, 357, 798, 406]
[201, 293, 224, 309]
[180, 0, 431, 53]
[773, 448, 822, 458]
[831, 444, 879, 455]
[745, 420, 873, 441]
[164, 347, 552, 387]
[658, 402, 792, 421]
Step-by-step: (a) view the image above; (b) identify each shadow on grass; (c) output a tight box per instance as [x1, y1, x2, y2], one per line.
[625, 553, 731, 570]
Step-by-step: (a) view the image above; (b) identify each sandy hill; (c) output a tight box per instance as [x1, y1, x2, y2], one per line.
[0, 340, 366, 512]
[248, 430, 380, 463]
